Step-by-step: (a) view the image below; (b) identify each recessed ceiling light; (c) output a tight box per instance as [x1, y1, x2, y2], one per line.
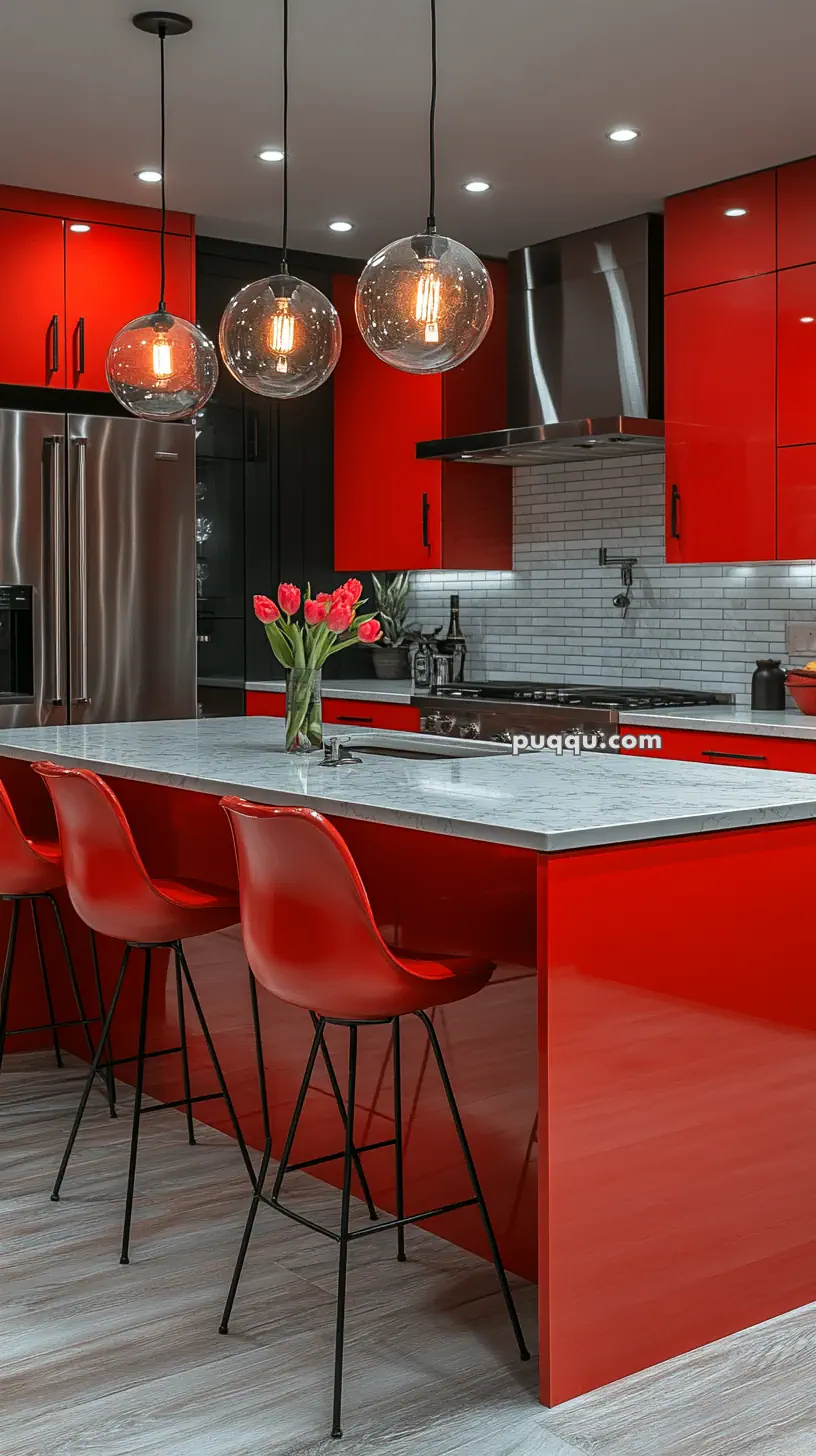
[258, 148, 284, 163]
[69, 223, 90, 233]
[801, 316, 815, 323]
[463, 179, 491, 193]
[329, 220, 354, 232]
[606, 127, 640, 143]
[135, 168, 162, 183]
[724, 207, 747, 217]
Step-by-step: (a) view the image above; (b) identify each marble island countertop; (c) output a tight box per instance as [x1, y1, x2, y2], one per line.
[619, 705, 816, 739]
[2, 717, 816, 854]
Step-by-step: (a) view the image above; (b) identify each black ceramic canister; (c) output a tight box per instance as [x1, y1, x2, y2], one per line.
[751, 659, 786, 711]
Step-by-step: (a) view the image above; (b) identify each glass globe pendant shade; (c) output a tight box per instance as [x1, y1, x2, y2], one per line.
[106, 311, 218, 421]
[219, 274, 342, 399]
[355, 233, 494, 374]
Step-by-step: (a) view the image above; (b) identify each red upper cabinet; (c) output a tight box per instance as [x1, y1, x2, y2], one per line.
[778, 158, 816, 269]
[777, 264, 816, 447]
[664, 171, 776, 294]
[778, 445, 816, 559]
[665, 274, 776, 563]
[65, 224, 193, 392]
[0, 185, 194, 394]
[0, 211, 66, 387]
[333, 264, 512, 572]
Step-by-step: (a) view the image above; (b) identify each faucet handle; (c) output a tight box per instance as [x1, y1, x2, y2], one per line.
[322, 735, 361, 767]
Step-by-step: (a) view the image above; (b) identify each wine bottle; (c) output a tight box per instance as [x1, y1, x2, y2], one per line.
[444, 593, 467, 682]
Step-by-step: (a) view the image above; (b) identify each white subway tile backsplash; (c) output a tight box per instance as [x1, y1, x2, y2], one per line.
[408, 454, 816, 706]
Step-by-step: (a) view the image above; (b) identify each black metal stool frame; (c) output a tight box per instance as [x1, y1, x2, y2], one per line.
[219, 1010, 530, 1440]
[0, 891, 115, 1113]
[50, 941, 379, 1266]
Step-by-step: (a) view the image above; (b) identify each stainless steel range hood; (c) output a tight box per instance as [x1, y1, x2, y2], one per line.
[417, 214, 665, 467]
[417, 416, 664, 466]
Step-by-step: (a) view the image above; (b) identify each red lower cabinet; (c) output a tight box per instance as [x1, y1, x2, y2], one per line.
[246, 691, 420, 733]
[624, 725, 816, 772]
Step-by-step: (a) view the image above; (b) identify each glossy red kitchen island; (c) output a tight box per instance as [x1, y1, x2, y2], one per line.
[1, 716, 815, 1406]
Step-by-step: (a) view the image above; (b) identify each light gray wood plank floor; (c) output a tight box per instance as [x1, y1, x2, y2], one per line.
[1, 1052, 814, 1456]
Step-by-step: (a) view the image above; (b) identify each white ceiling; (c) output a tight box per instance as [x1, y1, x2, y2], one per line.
[1, 0, 816, 261]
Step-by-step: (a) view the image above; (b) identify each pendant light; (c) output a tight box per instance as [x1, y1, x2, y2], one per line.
[355, 0, 493, 375]
[218, 0, 342, 399]
[106, 13, 218, 421]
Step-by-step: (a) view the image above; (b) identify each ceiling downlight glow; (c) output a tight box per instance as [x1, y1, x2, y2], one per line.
[801, 316, 815, 324]
[606, 127, 640, 143]
[463, 179, 491, 192]
[329, 220, 354, 232]
[135, 168, 162, 183]
[258, 148, 284, 162]
[70, 224, 90, 233]
[724, 207, 748, 217]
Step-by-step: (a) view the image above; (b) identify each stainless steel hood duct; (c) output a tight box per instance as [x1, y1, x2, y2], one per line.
[417, 213, 664, 466]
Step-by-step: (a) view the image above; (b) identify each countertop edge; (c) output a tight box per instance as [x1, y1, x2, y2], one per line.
[245, 680, 414, 705]
[2, 737, 816, 854]
[619, 708, 816, 740]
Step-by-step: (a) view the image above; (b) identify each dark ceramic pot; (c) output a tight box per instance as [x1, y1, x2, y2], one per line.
[372, 646, 412, 680]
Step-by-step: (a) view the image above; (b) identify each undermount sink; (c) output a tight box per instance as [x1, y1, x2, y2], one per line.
[323, 734, 511, 763]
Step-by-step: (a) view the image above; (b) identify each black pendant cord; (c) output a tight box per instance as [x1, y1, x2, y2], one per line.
[158, 23, 168, 312]
[426, 0, 437, 235]
[281, 0, 290, 274]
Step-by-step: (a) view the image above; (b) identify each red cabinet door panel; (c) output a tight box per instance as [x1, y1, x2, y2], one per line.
[664, 172, 776, 294]
[778, 446, 816, 559]
[246, 691, 286, 716]
[778, 266, 816, 447]
[333, 273, 442, 571]
[65, 223, 193, 392]
[323, 700, 420, 732]
[665, 275, 776, 563]
[0, 210, 65, 387]
[777, 158, 816, 270]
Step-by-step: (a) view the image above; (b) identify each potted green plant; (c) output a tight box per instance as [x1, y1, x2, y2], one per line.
[370, 571, 416, 680]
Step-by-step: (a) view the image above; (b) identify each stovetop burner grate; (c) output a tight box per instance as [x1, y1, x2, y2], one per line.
[430, 680, 727, 710]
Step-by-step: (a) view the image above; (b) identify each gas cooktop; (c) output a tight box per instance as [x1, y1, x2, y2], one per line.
[427, 681, 730, 710]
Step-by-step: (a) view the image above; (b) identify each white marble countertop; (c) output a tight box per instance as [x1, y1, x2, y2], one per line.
[245, 678, 414, 705]
[2, 717, 816, 854]
[619, 705, 816, 740]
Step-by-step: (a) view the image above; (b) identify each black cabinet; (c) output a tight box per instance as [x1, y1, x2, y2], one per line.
[195, 237, 372, 707]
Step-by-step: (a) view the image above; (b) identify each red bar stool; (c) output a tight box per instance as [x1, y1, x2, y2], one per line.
[219, 798, 530, 1440]
[0, 777, 113, 1108]
[33, 761, 257, 1265]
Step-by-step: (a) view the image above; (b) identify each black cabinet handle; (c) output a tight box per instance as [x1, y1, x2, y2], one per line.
[336, 713, 374, 724]
[701, 750, 767, 763]
[422, 491, 430, 549]
[75, 317, 85, 376]
[246, 410, 259, 461]
[670, 483, 680, 540]
[49, 314, 59, 375]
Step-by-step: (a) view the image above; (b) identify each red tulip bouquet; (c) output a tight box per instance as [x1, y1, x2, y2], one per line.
[254, 580, 382, 752]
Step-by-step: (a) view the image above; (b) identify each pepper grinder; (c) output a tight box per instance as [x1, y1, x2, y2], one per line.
[751, 659, 786, 711]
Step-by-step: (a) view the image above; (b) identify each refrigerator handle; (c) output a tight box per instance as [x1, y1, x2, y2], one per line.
[72, 436, 91, 706]
[47, 436, 65, 706]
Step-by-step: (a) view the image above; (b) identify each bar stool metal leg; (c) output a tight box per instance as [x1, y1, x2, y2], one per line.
[46, 895, 114, 1111]
[86, 925, 117, 1116]
[392, 1017, 406, 1263]
[312, 1010, 378, 1222]
[30, 899, 62, 1068]
[175, 942, 255, 1186]
[219, 1016, 327, 1335]
[175, 953, 196, 1146]
[120, 949, 152, 1265]
[0, 899, 20, 1077]
[331, 1024, 358, 1440]
[415, 1009, 530, 1362]
[51, 945, 131, 1202]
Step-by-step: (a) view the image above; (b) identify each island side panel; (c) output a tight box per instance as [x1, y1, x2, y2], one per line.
[538, 820, 816, 1406]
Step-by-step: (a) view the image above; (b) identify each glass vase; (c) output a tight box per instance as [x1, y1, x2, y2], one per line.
[284, 667, 323, 753]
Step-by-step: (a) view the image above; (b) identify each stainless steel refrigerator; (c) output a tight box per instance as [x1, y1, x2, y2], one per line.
[0, 410, 196, 729]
